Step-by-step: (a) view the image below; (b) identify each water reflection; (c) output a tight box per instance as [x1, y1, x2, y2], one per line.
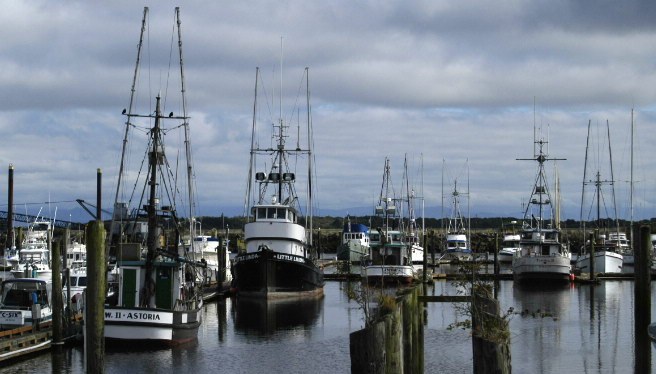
[232, 296, 324, 337]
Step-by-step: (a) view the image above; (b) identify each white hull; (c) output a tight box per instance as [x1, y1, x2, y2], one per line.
[498, 248, 518, 263]
[363, 265, 415, 284]
[104, 305, 202, 343]
[513, 255, 571, 282]
[576, 251, 623, 273]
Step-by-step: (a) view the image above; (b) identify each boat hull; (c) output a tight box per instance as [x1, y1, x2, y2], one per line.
[336, 243, 370, 263]
[513, 255, 571, 283]
[498, 248, 518, 263]
[233, 249, 324, 299]
[575, 251, 623, 273]
[103, 306, 202, 344]
[363, 265, 415, 284]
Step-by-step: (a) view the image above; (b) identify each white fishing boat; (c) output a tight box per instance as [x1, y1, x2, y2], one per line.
[442, 179, 473, 262]
[512, 135, 571, 283]
[576, 120, 623, 274]
[65, 240, 86, 270]
[101, 7, 204, 344]
[11, 219, 52, 281]
[190, 233, 232, 289]
[499, 233, 520, 263]
[336, 217, 371, 264]
[0, 278, 52, 329]
[363, 158, 415, 285]
[232, 66, 324, 299]
[402, 155, 425, 267]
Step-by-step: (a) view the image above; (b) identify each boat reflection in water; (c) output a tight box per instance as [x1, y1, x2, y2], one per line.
[233, 296, 324, 336]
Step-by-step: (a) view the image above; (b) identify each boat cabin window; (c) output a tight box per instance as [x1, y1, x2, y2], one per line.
[257, 208, 266, 220]
[1, 282, 48, 307]
[370, 233, 380, 242]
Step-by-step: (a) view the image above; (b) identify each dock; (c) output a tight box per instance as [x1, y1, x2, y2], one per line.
[0, 324, 52, 364]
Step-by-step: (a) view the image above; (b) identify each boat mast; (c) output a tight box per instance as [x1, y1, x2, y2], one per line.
[630, 109, 634, 246]
[244, 68, 259, 217]
[175, 7, 195, 245]
[606, 120, 620, 240]
[306, 67, 313, 245]
[580, 120, 591, 241]
[109, 6, 148, 253]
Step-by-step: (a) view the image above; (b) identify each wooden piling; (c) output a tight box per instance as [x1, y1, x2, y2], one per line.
[472, 289, 511, 374]
[634, 226, 651, 373]
[5, 164, 13, 257]
[589, 231, 595, 281]
[86, 219, 106, 373]
[51, 239, 63, 347]
[349, 287, 423, 373]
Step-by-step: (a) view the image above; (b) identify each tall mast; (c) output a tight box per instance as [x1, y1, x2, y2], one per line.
[109, 7, 148, 253]
[306, 67, 313, 245]
[175, 7, 195, 243]
[630, 109, 634, 245]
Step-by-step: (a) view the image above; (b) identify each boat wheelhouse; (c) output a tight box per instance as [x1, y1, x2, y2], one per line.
[336, 218, 370, 264]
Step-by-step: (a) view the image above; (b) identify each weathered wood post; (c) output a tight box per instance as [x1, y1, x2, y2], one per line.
[635, 226, 651, 373]
[86, 168, 105, 374]
[589, 231, 596, 281]
[493, 232, 499, 299]
[472, 287, 511, 374]
[422, 233, 428, 283]
[52, 238, 63, 348]
[5, 164, 13, 257]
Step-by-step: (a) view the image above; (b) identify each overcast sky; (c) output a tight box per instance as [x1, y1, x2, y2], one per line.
[0, 1, 655, 223]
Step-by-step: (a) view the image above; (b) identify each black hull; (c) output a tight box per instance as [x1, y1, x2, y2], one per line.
[233, 250, 324, 299]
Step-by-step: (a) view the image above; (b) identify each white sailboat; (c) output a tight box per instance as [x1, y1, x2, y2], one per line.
[512, 132, 571, 283]
[101, 7, 204, 344]
[576, 120, 623, 274]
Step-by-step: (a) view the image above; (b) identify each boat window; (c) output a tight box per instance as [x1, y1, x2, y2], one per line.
[277, 208, 286, 220]
[371, 233, 380, 241]
[257, 208, 266, 220]
[78, 277, 87, 287]
[267, 208, 276, 219]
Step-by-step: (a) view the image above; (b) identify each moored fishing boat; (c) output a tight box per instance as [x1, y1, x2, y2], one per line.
[499, 233, 520, 263]
[512, 135, 571, 283]
[336, 217, 370, 264]
[232, 66, 324, 299]
[11, 218, 52, 281]
[0, 278, 52, 329]
[363, 158, 415, 285]
[576, 120, 623, 274]
[101, 7, 204, 344]
[442, 179, 473, 262]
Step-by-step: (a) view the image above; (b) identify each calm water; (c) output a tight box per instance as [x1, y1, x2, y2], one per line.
[2, 271, 656, 373]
